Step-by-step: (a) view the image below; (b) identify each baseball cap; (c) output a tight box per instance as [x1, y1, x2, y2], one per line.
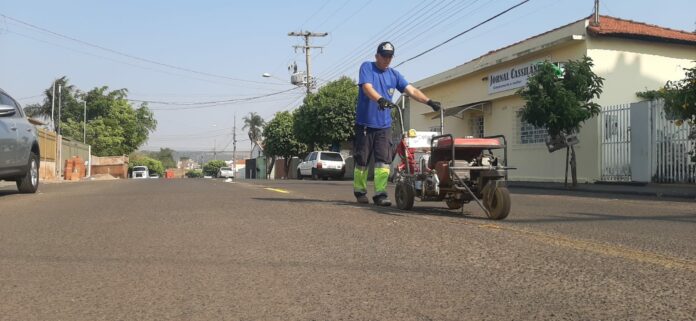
[377, 42, 395, 56]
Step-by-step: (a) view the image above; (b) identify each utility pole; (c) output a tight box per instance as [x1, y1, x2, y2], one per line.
[232, 113, 237, 178]
[57, 85, 62, 179]
[83, 101, 87, 143]
[288, 31, 328, 94]
[51, 81, 56, 131]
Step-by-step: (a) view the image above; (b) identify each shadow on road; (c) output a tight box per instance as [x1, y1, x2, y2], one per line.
[510, 187, 696, 203]
[512, 211, 696, 224]
[252, 197, 492, 220]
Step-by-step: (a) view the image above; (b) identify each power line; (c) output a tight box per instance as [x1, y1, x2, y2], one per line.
[4, 29, 282, 89]
[0, 13, 285, 86]
[131, 87, 301, 107]
[394, 0, 531, 68]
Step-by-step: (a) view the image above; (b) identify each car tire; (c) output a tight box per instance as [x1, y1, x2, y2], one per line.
[17, 152, 39, 194]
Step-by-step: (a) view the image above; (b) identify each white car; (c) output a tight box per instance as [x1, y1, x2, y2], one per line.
[132, 166, 149, 179]
[297, 151, 345, 180]
[217, 167, 234, 178]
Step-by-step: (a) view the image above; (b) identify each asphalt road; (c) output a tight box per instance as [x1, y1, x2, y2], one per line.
[0, 178, 694, 320]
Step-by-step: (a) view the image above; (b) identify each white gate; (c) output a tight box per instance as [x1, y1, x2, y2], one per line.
[600, 104, 631, 181]
[651, 100, 696, 183]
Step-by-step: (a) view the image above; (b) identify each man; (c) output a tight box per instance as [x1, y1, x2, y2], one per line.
[353, 41, 441, 206]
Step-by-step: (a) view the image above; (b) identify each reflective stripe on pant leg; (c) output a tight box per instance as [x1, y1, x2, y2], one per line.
[374, 163, 390, 195]
[353, 166, 368, 194]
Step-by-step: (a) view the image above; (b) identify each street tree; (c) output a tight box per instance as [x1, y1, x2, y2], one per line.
[242, 112, 265, 158]
[37, 83, 157, 156]
[263, 111, 308, 178]
[203, 160, 227, 177]
[517, 56, 604, 186]
[637, 63, 696, 162]
[293, 76, 357, 151]
[129, 156, 164, 176]
[24, 76, 80, 132]
[150, 148, 177, 169]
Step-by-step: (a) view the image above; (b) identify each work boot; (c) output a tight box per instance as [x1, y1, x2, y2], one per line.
[372, 194, 392, 207]
[354, 192, 369, 204]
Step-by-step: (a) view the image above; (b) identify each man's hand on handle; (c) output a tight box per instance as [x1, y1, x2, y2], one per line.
[426, 99, 441, 112]
[377, 97, 398, 110]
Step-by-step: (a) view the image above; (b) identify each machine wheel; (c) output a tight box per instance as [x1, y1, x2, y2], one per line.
[395, 181, 415, 210]
[296, 169, 303, 180]
[483, 186, 511, 220]
[446, 199, 463, 210]
[311, 168, 319, 180]
[17, 152, 39, 194]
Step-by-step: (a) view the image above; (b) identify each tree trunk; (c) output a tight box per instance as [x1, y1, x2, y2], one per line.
[570, 145, 578, 187]
[267, 156, 275, 179]
[565, 146, 569, 187]
[284, 158, 291, 179]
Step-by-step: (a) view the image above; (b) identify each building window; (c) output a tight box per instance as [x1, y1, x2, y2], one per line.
[517, 112, 546, 144]
[470, 116, 484, 138]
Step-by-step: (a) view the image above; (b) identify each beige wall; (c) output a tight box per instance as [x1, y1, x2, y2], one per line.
[587, 37, 696, 106]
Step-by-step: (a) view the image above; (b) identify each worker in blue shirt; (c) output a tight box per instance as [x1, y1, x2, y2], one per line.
[353, 41, 441, 206]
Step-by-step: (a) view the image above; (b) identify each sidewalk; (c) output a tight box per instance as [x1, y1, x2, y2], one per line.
[508, 181, 696, 200]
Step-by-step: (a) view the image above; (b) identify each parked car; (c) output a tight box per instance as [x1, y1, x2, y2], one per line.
[297, 151, 345, 180]
[0, 88, 40, 193]
[217, 167, 234, 178]
[132, 166, 149, 179]
[149, 173, 160, 179]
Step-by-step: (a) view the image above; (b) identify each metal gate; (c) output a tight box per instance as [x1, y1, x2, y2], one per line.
[600, 101, 695, 183]
[651, 100, 696, 183]
[600, 103, 631, 181]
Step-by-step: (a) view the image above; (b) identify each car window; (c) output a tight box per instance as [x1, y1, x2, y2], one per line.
[319, 152, 342, 162]
[0, 93, 21, 117]
[309, 153, 317, 161]
[220, 167, 231, 171]
[133, 166, 147, 171]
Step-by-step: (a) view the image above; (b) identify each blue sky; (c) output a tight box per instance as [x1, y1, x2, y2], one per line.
[1, 0, 694, 152]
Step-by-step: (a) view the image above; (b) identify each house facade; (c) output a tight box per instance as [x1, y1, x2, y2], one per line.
[402, 15, 696, 183]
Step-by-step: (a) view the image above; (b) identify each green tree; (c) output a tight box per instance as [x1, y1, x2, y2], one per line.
[150, 148, 177, 169]
[24, 76, 81, 133]
[203, 159, 227, 177]
[517, 56, 604, 187]
[186, 169, 203, 178]
[293, 76, 357, 151]
[242, 112, 265, 158]
[129, 156, 164, 176]
[263, 111, 308, 178]
[637, 63, 696, 162]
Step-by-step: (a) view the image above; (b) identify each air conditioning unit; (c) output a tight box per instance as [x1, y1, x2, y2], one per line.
[291, 72, 306, 86]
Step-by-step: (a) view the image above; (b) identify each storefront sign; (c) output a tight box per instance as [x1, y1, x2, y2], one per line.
[488, 61, 542, 94]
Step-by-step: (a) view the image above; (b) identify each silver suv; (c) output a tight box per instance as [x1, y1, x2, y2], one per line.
[0, 88, 40, 193]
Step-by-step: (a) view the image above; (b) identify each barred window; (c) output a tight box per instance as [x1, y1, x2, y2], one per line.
[471, 116, 484, 138]
[517, 112, 546, 144]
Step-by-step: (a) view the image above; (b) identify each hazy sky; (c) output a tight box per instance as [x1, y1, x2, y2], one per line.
[2, 0, 694, 152]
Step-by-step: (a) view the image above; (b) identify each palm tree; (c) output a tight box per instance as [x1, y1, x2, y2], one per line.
[242, 112, 265, 158]
[23, 76, 77, 132]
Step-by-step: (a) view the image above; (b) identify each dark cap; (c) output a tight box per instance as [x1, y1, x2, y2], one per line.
[377, 42, 395, 56]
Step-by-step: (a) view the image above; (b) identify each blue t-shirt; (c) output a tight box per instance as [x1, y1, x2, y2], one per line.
[356, 61, 409, 129]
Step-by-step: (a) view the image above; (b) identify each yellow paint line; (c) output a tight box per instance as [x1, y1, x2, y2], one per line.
[264, 188, 290, 194]
[475, 223, 696, 273]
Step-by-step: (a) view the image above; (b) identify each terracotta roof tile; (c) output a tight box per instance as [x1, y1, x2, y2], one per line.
[588, 15, 696, 45]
